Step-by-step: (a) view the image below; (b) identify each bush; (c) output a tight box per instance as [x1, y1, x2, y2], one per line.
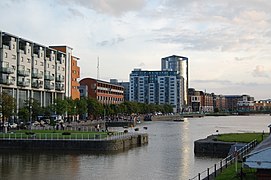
[62, 132, 71, 135]
[25, 132, 35, 135]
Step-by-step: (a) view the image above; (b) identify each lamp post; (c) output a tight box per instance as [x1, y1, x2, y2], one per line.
[29, 103, 32, 130]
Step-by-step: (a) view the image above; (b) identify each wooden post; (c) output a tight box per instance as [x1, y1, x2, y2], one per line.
[207, 168, 209, 180]
[198, 173, 200, 180]
[214, 164, 217, 177]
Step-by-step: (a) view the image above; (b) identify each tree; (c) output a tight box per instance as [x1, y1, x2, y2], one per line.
[75, 98, 88, 120]
[0, 92, 16, 122]
[24, 98, 43, 121]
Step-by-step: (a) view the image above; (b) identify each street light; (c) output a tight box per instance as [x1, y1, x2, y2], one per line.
[29, 103, 32, 130]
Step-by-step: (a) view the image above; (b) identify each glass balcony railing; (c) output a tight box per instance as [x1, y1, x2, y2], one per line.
[32, 72, 43, 79]
[0, 67, 15, 74]
[44, 82, 54, 90]
[0, 78, 14, 85]
[44, 74, 54, 81]
[17, 80, 30, 87]
[56, 76, 65, 82]
[18, 69, 30, 76]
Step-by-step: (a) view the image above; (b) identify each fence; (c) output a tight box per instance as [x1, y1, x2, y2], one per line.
[189, 139, 257, 180]
[0, 131, 139, 141]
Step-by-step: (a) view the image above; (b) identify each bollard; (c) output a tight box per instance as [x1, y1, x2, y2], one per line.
[226, 158, 228, 168]
[220, 160, 222, 173]
[207, 168, 209, 180]
[214, 164, 217, 177]
[198, 173, 200, 180]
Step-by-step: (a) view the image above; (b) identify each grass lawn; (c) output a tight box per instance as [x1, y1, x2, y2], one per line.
[215, 163, 256, 180]
[216, 133, 268, 143]
[0, 130, 119, 139]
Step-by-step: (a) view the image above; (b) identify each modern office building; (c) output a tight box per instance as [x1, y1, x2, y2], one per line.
[79, 77, 124, 104]
[0, 31, 80, 115]
[161, 55, 188, 109]
[110, 79, 129, 101]
[129, 69, 180, 112]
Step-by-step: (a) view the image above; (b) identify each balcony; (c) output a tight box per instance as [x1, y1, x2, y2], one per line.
[44, 82, 54, 90]
[56, 76, 64, 82]
[17, 80, 30, 87]
[32, 72, 43, 79]
[32, 81, 43, 88]
[0, 67, 15, 74]
[0, 78, 14, 85]
[44, 74, 54, 81]
[55, 83, 64, 91]
[18, 69, 30, 76]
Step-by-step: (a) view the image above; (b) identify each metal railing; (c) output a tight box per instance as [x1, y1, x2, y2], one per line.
[189, 139, 257, 180]
[0, 131, 138, 141]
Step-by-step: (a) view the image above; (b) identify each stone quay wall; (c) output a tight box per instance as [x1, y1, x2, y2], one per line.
[194, 135, 235, 158]
[0, 133, 148, 152]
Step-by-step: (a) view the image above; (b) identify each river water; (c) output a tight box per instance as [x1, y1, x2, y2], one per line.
[0, 115, 270, 180]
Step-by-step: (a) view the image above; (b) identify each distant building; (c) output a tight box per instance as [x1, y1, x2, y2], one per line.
[79, 77, 124, 104]
[110, 79, 129, 101]
[213, 94, 226, 112]
[188, 88, 213, 113]
[225, 95, 254, 112]
[254, 100, 271, 112]
[161, 55, 188, 108]
[129, 69, 180, 112]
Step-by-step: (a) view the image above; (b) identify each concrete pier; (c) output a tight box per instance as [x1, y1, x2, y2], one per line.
[0, 133, 148, 152]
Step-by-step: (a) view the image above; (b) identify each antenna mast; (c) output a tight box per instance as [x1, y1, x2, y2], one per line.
[97, 57, 100, 80]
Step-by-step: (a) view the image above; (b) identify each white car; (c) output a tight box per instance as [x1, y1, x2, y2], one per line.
[9, 123, 17, 128]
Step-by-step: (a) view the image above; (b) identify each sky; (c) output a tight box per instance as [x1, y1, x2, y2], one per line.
[0, 0, 271, 100]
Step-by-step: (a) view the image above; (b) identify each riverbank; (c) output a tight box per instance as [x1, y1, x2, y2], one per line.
[194, 132, 268, 157]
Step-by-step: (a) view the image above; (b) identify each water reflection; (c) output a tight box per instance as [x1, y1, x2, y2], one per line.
[0, 115, 270, 180]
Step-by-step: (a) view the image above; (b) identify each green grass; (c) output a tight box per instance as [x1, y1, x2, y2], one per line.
[0, 130, 119, 140]
[216, 133, 268, 143]
[215, 163, 256, 180]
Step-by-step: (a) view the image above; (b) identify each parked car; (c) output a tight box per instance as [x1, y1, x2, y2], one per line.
[9, 123, 17, 129]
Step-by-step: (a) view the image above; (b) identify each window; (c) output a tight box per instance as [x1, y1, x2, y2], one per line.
[47, 64, 49, 68]
[62, 67, 64, 71]
[35, 60, 37, 65]
[5, 52, 8, 58]
[21, 57, 23, 62]
[40, 62, 43, 66]
[52, 65, 55, 69]
[12, 55, 16, 60]
[58, 66, 60, 70]
[27, 58, 30, 63]
[41, 52, 43, 57]
[13, 44, 15, 49]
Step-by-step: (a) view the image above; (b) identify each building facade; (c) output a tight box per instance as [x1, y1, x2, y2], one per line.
[161, 55, 188, 109]
[79, 78, 124, 104]
[49, 46, 80, 100]
[0, 31, 70, 112]
[0, 31, 80, 120]
[110, 79, 130, 101]
[129, 69, 180, 112]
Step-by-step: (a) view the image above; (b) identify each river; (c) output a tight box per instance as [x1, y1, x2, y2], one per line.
[0, 115, 270, 180]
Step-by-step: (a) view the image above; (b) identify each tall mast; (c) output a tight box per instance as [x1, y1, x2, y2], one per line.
[97, 56, 100, 80]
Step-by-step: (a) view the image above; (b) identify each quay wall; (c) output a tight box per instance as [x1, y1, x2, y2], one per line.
[0, 133, 148, 152]
[194, 135, 235, 158]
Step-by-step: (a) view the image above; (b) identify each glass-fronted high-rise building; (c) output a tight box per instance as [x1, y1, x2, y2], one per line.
[129, 69, 180, 112]
[161, 55, 188, 109]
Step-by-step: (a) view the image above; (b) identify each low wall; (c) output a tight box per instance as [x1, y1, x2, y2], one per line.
[194, 135, 235, 158]
[0, 133, 148, 152]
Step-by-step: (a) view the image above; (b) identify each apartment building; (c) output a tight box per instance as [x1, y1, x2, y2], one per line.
[161, 55, 188, 108]
[79, 78, 124, 104]
[129, 69, 180, 112]
[49, 46, 80, 100]
[0, 31, 79, 113]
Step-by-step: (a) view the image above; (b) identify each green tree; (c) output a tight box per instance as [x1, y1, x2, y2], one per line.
[0, 92, 16, 122]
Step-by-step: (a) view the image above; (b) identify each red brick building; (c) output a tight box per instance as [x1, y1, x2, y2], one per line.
[79, 78, 124, 104]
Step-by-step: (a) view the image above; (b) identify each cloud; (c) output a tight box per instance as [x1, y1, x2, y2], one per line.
[252, 65, 269, 78]
[96, 37, 125, 46]
[58, 0, 146, 16]
[68, 8, 85, 18]
[234, 56, 254, 61]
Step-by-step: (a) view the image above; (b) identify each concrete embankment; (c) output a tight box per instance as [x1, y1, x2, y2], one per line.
[194, 135, 235, 158]
[151, 114, 204, 121]
[0, 133, 148, 152]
